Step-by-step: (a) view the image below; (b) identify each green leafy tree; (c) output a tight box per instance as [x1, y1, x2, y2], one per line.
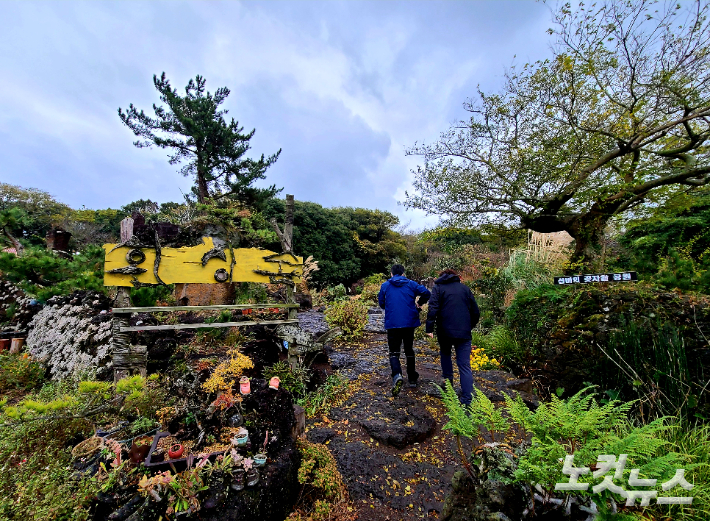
[0, 183, 71, 249]
[265, 199, 361, 287]
[265, 199, 406, 287]
[620, 188, 710, 271]
[405, 1, 710, 268]
[334, 207, 408, 276]
[63, 208, 123, 248]
[118, 73, 281, 206]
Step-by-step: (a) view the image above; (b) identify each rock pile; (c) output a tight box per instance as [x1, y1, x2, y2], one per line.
[26, 291, 113, 380]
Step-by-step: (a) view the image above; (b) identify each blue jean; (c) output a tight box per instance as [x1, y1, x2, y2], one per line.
[439, 336, 473, 405]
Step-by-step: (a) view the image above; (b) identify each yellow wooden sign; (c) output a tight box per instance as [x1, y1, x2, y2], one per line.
[103, 237, 302, 287]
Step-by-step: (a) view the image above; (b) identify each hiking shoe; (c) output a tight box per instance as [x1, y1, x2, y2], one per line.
[392, 374, 404, 396]
[408, 378, 418, 388]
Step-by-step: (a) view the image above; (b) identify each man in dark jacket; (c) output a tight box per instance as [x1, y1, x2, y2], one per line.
[378, 264, 431, 396]
[425, 269, 480, 405]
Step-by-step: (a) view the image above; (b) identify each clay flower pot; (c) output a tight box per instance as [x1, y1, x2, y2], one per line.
[269, 376, 280, 390]
[239, 376, 250, 395]
[168, 443, 184, 459]
[0, 339, 10, 352]
[254, 453, 267, 466]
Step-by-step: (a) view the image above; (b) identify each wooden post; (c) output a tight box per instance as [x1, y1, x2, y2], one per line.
[284, 194, 294, 253]
[279, 195, 300, 368]
[112, 217, 147, 381]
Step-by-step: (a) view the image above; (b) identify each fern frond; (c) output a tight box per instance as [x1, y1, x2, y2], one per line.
[438, 380, 475, 439]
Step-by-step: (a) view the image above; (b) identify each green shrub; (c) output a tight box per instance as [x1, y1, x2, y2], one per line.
[263, 360, 311, 398]
[324, 300, 368, 340]
[0, 353, 44, 392]
[0, 245, 105, 302]
[362, 273, 387, 286]
[296, 439, 346, 500]
[0, 374, 171, 520]
[468, 266, 512, 325]
[0, 380, 99, 520]
[326, 283, 347, 302]
[653, 249, 710, 293]
[505, 283, 571, 356]
[234, 282, 269, 304]
[471, 325, 526, 372]
[130, 284, 174, 307]
[358, 282, 381, 305]
[297, 373, 350, 418]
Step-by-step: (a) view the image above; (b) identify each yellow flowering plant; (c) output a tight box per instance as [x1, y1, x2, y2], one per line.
[202, 351, 254, 394]
[470, 345, 500, 371]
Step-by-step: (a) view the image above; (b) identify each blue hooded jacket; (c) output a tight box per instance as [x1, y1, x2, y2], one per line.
[378, 275, 431, 329]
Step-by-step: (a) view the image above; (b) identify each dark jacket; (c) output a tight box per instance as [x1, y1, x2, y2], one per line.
[378, 275, 431, 329]
[425, 274, 480, 339]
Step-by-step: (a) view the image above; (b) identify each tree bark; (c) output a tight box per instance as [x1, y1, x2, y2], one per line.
[566, 215, 607, 272]
[523, 211, 609, 273]
[2, 227, 24, 256]
[197, 170, 209, 203]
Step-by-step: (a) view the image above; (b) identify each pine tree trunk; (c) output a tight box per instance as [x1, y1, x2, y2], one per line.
[197, 172, 209, 203]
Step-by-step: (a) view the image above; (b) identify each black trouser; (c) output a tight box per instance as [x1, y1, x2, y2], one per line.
[387, 327, 418, 382]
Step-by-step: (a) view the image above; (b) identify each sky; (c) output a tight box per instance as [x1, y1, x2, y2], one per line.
[0, 0, 554, 230]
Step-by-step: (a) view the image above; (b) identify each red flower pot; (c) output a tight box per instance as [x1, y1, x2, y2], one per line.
[168, 444, 184, 459]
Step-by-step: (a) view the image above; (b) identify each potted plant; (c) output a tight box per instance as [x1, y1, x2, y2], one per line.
[254, 453, 267, 466]
[246, 464, 259, 487]
[235, 432, 248, 447]
[231, 468, 246, 491]
[168, 443, 184, 459]
[129, 437, 153, 464]
[240, 376, 250, 395]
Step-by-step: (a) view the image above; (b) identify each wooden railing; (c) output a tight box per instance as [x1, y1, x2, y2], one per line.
[112, 303, 299, 332]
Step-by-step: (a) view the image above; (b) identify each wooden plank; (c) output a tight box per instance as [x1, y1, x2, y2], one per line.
[113, 304, 299, 313]
[119, 319, 299, 332]
[103, 237, 302, 287]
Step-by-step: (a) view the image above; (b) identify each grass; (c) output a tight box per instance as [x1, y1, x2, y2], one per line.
[298, 373, 351, 418]
[653, 422, 710, 521]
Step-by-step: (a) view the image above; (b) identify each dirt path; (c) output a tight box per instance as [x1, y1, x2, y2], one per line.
[305, 329, 538, 520]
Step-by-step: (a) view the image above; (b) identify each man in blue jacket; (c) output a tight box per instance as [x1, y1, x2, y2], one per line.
[425, 269, 480, 406]
[378, 264, 431, 396]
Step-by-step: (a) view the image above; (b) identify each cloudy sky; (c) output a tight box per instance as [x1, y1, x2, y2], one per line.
[1, 0, 553, 229]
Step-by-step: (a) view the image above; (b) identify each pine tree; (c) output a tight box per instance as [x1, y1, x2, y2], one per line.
[118, 73, 281, 206]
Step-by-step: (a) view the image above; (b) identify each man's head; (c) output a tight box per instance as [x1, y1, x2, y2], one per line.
[391, 264, 405, 277]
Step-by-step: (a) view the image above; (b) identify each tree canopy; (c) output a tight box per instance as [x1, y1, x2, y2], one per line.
[405, 0, 710, 266]
[0, 183, 71, 251]
[118, 73, 281, 206]
[264, 199, 406, 287]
